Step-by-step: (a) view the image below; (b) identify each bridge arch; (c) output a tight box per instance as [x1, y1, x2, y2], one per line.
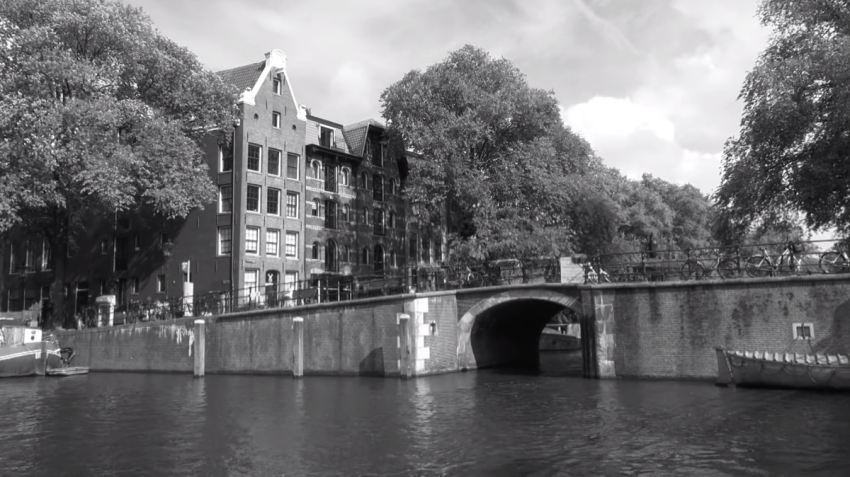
[457, 288, 583, 370]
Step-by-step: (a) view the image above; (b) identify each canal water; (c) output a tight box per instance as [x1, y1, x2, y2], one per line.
[2, 352, 849, 476]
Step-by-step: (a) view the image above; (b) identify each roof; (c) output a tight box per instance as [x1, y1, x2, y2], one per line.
[342, 118, 385, 157]
[216, 61, 265, 92]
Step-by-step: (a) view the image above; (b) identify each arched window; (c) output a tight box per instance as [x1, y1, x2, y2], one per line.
[312, 199, 320, 217]
[374, 245, 385, 272]
[325, 240, 337, 272]
[389, 178, 396, 195]
[342, 245, 349, 263]
[311, 241, 320, 260]
[389, 211, 396, 230]
[341, 168, 350, 186]
[311, 160, 321, 179]
[325, 200, 337, 229]
[360, 172, 368, 189]
[372, 175, 383, 201]
[363, 207, 370, 225]
[389, 251, 396, 268]
[341, 204, 350, 222]
[361, 247, 369, 265]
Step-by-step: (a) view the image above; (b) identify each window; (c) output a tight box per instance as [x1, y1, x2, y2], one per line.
[373, 175, 383, 201]
[360, 172, 368, 189]
[324, 164, 337, 192]
[219, 185, 232, 213]
[8, 245, 16, 274]
[320, 127, 334, 148]
[311, 242, 320, 260]
[268, 149, 281, 176]
[409, 234, 418, 261]
[373, 209, 385, 235]
[266, 230, 280, 256]
[285, 232, 298, 258]
[341, 168, 350, 186]
[342, 245, 349, 263]
[273, 78, 281, 94]
[390, 251, 396, 268]
[245, 227, 259, 254]
[218, 227, 232, 255]
[131, 277, 140, 295]
[363, 207, 370, 225]
[435, 237, 442, 262]
[793, 323, 814, 340]
[287, 153, 299, 180]
[272, 111, 281, 128]
[100, 279, 108, 296]
[247, 185, 260, 212]
[23, 244, 33, 272]
[312, 199, 321, 217]
[101, 239, 108, 255]
[349, 246, 356, 263]
[115, 237, 128, 271]
[422, 236, 431, 263]
[286, 192, 298, 218]
[341, 204, 350, 222]
[41, 241, 51, 271]
[245, 269, 259, 293]
[267, 188, 281, 216]
[7, 289, 20, 312]
[373, 245, 384, 272]
[248, 144, 261, 172]
[389, 178, 397, 195]
[372, 141, 383, 167]
[311, 160, 321, 179]
[284, 272, 298, 292]
[325, 201, 337, 229]
[157, 275, 166, 293]
[134, 235, 140, 251]
[160, 233, 169, 245]
[220, 145, 233, 172]
[389, 212, 396, 230]
[361, 247, 369, 265]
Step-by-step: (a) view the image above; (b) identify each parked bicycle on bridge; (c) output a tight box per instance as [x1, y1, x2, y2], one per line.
[819, 240, 850, 274]
[745, 241, 813, 278]
[680, 247, 739, 281]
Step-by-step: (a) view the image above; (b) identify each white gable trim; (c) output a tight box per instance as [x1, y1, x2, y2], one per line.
[237, 48, 304, 120]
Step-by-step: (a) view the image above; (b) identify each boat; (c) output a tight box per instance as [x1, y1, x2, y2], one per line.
[46, 366, 89, 377]
[715, 347, 850, 390]
[539, 324, 581, 352]
[0, 320, 63, 377]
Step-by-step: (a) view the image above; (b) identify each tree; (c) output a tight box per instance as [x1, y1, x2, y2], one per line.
[716, 0, 850, 235]
[381, 45, 597, 261]
[0, 0, 236, 325]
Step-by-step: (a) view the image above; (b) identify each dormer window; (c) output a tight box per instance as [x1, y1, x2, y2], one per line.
[320, 127, 333, 148]
[272, 78, 281, 95]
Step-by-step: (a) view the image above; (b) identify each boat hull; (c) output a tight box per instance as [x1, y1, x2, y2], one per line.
[47, 366, 89, 377]
[715, 347, 850, 390]
[0, 342, 62, 378]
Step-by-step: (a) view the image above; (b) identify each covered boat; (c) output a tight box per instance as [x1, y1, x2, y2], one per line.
[715, 347, 850, 390]
[0, 322, 63, 377]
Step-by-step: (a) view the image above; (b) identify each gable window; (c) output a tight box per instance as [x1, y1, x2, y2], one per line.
[267, 188, 281, 215]
[340, 168, 350, 186]
[320, 127, 334, 148]
[286, 192, 298, 218]
[285, 232, 298, 258]
[220, 145, 233, 172]
[268, 149, 281, 176]
[266, 229, 280, 256]
[272, 78, 281, 95]
[219, 185, 232, 213]
[248, 144, 261, 172]
[247, 185, 260, 212]
[272, 112, 281, 128]
[373, 175, 383, 201]
[218, 227, 232, 255]
[287, 153, 299, 180]
[245, 226, 259, 255]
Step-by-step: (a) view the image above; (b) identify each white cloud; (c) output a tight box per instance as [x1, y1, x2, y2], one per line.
[563, 96, 675, 144]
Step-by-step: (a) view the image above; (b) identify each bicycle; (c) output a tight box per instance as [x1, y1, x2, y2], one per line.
[819, 241, 850, 274]
[583, 261, 611, 284]
[745, 242, 812, 278]
[443, 265, 484, 289]
[680, 248, 739, 280]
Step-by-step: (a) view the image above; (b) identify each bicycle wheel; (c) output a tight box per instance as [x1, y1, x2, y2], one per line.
[680, 260, 704, 280]
[819, 252, 849, 274]
[745, 255, 772, 278]
[466, 271, 484, 288]
[716, 259, 739, 279]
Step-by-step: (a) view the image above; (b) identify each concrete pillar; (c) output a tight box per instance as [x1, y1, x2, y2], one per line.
[293, 317, 304, 378]
[193, 319, 205, 377]
[398, 313, 411, 379]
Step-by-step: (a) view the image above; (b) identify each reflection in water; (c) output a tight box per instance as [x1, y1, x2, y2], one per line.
[1, 352, 849, 475]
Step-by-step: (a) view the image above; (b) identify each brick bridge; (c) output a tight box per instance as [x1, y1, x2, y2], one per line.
[58, 275, 850, 381]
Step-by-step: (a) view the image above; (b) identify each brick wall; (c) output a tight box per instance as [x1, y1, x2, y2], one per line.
[606, 276, 850, 380]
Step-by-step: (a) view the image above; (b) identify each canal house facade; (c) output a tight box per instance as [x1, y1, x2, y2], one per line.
[1, 49, 446, 321]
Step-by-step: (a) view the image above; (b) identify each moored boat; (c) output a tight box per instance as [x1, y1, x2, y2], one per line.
[715, 347, 850, 390]
[0, 322, 63, 377]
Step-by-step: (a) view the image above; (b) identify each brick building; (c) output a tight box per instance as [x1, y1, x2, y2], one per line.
[1, 49, 446, 320]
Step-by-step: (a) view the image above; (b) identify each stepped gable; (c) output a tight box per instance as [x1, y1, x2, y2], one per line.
[342, 118, 385, 157]
[216, 61, 265, 92]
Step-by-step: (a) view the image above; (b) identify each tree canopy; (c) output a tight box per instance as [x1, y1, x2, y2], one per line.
[0, 0, 236, 323]
[716, 0, 850, 235]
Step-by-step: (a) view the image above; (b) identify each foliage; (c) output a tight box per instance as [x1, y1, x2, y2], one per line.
[715, 0, 850, 236]
[0, 0, 236, 325]
[381, 45, 599, 261]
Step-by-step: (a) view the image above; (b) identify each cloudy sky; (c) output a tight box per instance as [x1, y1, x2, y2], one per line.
[129, 0, 770, 198]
